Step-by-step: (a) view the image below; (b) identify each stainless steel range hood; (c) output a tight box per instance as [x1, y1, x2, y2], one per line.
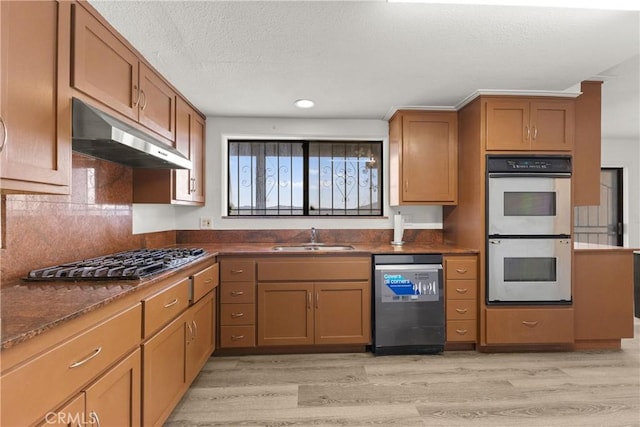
[72, 98, 191, 169]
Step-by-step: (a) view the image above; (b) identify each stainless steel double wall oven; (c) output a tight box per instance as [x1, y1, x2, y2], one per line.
[486, 155, 572, 304]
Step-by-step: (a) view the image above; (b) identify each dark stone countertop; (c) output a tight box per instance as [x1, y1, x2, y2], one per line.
[1, 243, 476, 351]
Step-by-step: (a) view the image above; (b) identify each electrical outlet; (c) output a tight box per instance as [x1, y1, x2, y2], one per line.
[199, 217, 213, 229]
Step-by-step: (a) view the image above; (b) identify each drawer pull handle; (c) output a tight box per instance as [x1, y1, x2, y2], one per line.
[230, 291, 245, 297]
[455, 268, 468, 274]
[230, 269, 244, 274]
[164, 298, 179, 308]
[231, 334, 245, 341]
[69, 347, 102, 368]
[192, 320, 198, 338]
[204, 278, 213, 284]
[522, 320, 539, 327]
[455, 308, 468, 314]
[231, 312, 245, 318]
[455, 288, 468, 294]
[455, 329, 468, 335]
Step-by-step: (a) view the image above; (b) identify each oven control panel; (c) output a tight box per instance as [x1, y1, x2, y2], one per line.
[487, 156, 571, 173]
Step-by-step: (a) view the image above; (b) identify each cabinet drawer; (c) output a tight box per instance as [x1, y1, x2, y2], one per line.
[446, 280, 477, 300]
[486, 308, 574, 345]
[220, 282, 255, 304]
[220, 260, 255, 282]
[445, 257, 477, 280]
[220, 303, 255, 326]
[1, 304, 141, 427]
[192, 263, 219, 303]
[446, 300, 476, 320]
[257, 257, 370, 281]
[220, 326, 256, 348]
[447, 320, 477, 342]
[144, 278, 190, 337]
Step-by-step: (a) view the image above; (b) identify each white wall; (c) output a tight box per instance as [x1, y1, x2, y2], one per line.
[133, 116, 442, 234]
[601, 138, 640, 248]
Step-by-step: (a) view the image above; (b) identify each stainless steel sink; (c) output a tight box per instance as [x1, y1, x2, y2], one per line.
[272, 244, 355, 251]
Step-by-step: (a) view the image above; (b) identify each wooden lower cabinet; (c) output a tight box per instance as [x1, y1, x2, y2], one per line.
[142, 290, 216, 427]
[574, 250, 635, 344]
[444, 255, 478, 344]
[142, 312, 187, 427]
[486, 308, 574, 345]
[185, 292, 215, 384]
[257, 281, 370, 346]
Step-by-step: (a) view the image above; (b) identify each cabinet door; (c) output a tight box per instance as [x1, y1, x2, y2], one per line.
[174, 98, 205, 204]
[530, 100, 574, 151]
[85, 349, 141, 427]
[314, 282, 371, 345]
[401, 113, 457, 204]
[72, 4, 139, 121]
[0, 0, 71, 194]
[257, 283, 314, 346]
[142, 315, 186, 426]
[485, 99, 530, 151]
[185, 293, 214, 384]
[138, 62, 176, 142]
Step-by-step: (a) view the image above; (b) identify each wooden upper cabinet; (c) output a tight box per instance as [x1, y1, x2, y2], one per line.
[573, 81, 603, 206]
[485, 97, 575, 151]
[389, 111, 458, 205]
[72, 3, 176, 143]
[138, 63, 176, 142]
[0, 0, 71, 194]
[174, 97, 205, 204]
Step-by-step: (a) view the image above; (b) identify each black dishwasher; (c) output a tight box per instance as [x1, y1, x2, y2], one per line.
[372, 254, 445, 355]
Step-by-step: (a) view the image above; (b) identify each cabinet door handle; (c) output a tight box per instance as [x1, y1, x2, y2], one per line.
[164, 298, 179, 308]
[231, 334, 244, 341]
[192, 320, 198, 338]
[186, 322, 193, 342]
[315, 291, 319, 309]
[190, 177, 197, 193]
[455, 308, 468, 314]
[231, 312, 245, 318]
[455, 268, 468, 274]
[455, 288, 468, 294]
[230, 291, 244, 297]
[404, 180, 409, 192]
[132, 85, 141, 107]
[525, 125, 530, 140]
[69, 347, 102, 368]
[307, 292, 312, 309]
[522, 320, 539, 327]
[455, 329, 468, 335]
[0, 116, 7, 153]
[532, 126, 538, 140]
[89, 410, 100, 427]
[140, 90, 147, 110]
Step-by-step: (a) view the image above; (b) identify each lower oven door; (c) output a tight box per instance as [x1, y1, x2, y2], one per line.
[487, 237, 572, 304]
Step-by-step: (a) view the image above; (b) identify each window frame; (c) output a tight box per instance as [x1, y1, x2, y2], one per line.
[226, 138, 384, 218]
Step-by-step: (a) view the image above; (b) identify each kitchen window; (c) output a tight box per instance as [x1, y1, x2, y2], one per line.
[228, 140, 382, 216]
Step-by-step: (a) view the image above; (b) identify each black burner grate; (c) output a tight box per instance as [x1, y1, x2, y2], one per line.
[25, 248, 205, 281]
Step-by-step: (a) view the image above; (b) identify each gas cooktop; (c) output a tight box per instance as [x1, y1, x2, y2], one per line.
[25, 248, 206, 281]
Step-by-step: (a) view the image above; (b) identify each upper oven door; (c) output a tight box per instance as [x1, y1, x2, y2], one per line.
[488, 174, 571, 236]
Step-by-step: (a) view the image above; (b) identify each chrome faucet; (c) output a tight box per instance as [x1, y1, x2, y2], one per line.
[310, 227, 318, 244]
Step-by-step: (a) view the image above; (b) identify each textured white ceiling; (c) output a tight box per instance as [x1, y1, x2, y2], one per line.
[88, 1, 639, 139]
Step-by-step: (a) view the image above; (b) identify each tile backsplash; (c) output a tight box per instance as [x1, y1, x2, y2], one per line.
[0, 153, 175, 285]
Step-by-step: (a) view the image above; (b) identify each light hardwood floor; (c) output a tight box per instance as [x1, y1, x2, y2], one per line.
[167, 320, 640, 426]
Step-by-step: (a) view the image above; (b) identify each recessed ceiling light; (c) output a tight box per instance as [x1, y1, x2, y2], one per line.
[294, 99, 315, 109]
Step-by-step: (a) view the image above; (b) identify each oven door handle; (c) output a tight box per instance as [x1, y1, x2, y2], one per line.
[488, 173, 571, 179]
